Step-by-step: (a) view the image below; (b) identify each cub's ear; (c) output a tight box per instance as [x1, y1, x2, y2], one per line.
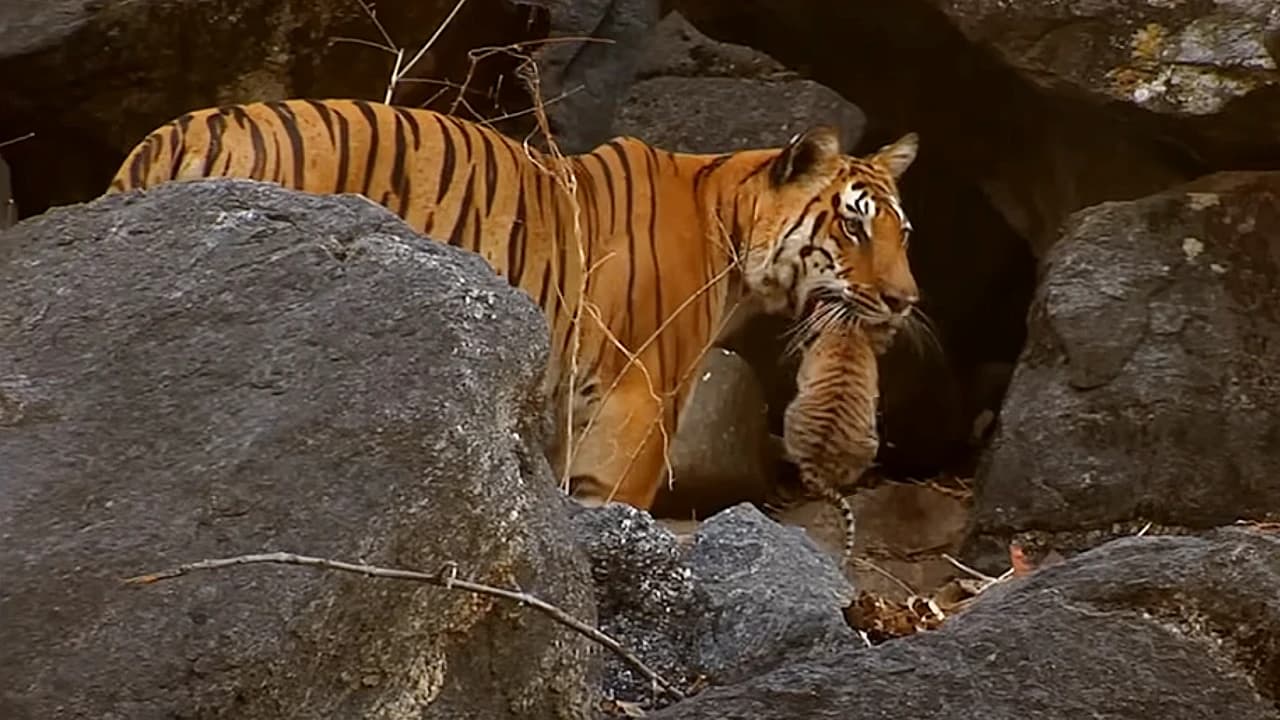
[871, 132, 919, 179]
[771, 125, 841, 187]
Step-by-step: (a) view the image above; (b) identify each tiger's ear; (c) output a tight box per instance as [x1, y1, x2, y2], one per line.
[871, 132, 919, 179]
[771, 126, 841, 187]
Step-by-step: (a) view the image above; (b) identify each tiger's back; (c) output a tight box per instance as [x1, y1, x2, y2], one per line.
[108, 98, 923, 513]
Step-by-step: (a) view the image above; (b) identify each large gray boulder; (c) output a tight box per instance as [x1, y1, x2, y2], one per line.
[929, 0, 1280, 149]
[0, 179, 598, 719]
[532, 0, 663, 154]
[571, 502, 855, 711]
[971, 171, 1280, 563]
[654, 529, 1280, 719]
[612, 11, 866, 154]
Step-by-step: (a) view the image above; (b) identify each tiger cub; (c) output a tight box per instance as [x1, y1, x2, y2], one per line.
[781, 300, 882, 572]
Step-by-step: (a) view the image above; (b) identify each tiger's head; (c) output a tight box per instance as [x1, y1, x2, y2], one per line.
[738, 127, 920, 346]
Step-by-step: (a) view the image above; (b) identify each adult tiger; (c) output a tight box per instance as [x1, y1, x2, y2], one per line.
[106, 98, 921, 511]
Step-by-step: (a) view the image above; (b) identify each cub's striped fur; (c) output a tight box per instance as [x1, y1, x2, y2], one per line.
[782, 300, 882, 571]
[107, 98, 920, 511]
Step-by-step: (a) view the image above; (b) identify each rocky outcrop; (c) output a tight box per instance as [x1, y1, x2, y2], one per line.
[930, 0, 1280, 164]
[0, 179, 598, 719]
[571, 503, 855, 710]
[0, 0, 544, 216]
[532, 0, 663, 154]
[653, 529, 1280, 719]
[969, 172, 1280, 566]
[613, 11, 866, 154]
[651, 348, 775, 519]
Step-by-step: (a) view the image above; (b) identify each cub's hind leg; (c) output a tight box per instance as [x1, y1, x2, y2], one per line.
[564, 363, 671, 511]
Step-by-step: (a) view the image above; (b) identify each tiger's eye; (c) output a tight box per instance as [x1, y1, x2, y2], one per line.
[841, 217, 861, 242]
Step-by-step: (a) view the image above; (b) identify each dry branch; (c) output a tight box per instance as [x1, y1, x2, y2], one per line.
[124, 551, 686, 701]
[0, 132, 34, 150]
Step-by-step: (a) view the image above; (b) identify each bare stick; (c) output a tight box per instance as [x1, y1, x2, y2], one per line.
[0, 132, 34, 150]
[852, 557, 920, 598]
[397, 0, 470, 86]
[940, 552, 997, 583]
[124, 551, 686, 701]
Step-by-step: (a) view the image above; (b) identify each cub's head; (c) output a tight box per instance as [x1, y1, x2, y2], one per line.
[738, 127, 920, 343]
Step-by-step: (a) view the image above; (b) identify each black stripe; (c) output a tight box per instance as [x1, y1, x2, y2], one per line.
[129, 136, 154, 187]
[478, 130, 498, 216]
[390, 109, 410, 220]
[550, 168, 566, 328]
[395, 107, 421, 149]
[202, 112, 227, 177]
[537, 264, 552, 309]
[781, 197, 823, 239]
[507, 182, 527, 285]
[739, 156, 773, 186]
[266, 101, 306, 187]
[590, 152, 617, 232]
[333, 107, 351, 193]
[809, 211, 829, 242]
[244, 113, 267, 179]
[534, 170, 553, 312]
[163, 128, 181, 178]
[170, 114, 194, 180]
[353, 100, 381, 198]
[644, 146, 665, 388]
[433, 115, 456, 205]
[604, 140, 637, 340]
[227, 105, 249, 129]
[449, 116, 473, 157]
[470, 205, 484, 253]
[448, 166, 476, 247]
[247, 114, 267, 180]
[267, 128, 282, 183]
[303, 100, 338, 147]
[576, 158, 596, 287]
[692, 154, 731, 191]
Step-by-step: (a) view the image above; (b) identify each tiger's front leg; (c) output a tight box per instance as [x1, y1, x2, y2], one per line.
[564, 361, 671, 511]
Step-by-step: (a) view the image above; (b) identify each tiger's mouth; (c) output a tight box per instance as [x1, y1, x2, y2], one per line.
[793, 284, 903, 354]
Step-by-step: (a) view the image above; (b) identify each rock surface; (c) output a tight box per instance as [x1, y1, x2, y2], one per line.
[571, 503, 855, 709]
[0, 179, 598, 719]
[612, 11, 866, 154]
[533, 0, 662, 154]
[930, 0, 1280, 157]
[653, 529, 1280, 719]
[652, 348, 775, 519]
[971, 172, 1280, 561]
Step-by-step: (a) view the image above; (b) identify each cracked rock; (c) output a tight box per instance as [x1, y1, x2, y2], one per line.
[969, 172, 1280, 562]
[0, 178, 598, 719]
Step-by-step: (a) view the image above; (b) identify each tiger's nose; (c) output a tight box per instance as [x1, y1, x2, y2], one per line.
[882, 291, 917, 314]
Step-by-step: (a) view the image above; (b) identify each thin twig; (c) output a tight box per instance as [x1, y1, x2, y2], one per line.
[398, 0, 470, 85]
[0, 132, 34, 150]
[354, 0, 396, 49]
[940, 552, 998, 584]
[124, 551, 686, 701]
[853, 557, 919, 597]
